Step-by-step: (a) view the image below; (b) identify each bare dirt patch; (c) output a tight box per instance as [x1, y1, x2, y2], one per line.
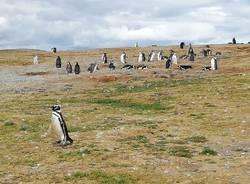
[25, 72, 50, 76]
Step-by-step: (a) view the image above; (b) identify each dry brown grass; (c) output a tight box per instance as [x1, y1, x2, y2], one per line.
[0, 44, 249, 183]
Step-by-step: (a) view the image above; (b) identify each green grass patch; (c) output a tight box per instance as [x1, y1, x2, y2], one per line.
[200, 147, 218, 156]
[24, 159, 38, 167]
[90, 98, 166, 112]
[65, 170, 136, 184]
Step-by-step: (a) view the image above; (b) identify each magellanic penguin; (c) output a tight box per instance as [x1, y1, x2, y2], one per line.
[51, 105, 73, 146]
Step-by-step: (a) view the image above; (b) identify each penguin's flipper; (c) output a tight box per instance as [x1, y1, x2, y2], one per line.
[58, 113, 73, 146]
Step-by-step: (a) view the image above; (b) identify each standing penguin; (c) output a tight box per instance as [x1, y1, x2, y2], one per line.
[232, 37, 237, 44]
[188, 44, 195, 62]
[211, 57, 218, 70]
[120, 52, 128, 64]
[33, 55, 39, 65]
[74, 62, 80, 74]
[66, 62, 73, 74]
[102, 53, 108, 64]
[138, 52, 146, 62]
[180, 42, 185, 49]
[56, 56, 62, 68]
[51, 105, 73, 146]
[157, 51, 163, 61]
[109, 61, 116, 70]
[149, 51, 156, 61]
[165, 58, 171, 69]
[171, 53, 178, 65]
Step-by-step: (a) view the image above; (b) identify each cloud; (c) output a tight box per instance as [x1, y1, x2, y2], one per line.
[0, 0, 249, 49]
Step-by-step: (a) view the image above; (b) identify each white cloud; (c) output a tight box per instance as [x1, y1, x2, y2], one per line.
[0, 16, 8, 31]
[0, 0, 249, 49]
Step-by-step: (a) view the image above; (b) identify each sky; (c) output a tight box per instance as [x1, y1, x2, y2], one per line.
[0, 0, 249, 50]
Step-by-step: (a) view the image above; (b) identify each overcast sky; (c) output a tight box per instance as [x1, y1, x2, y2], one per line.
[0, 0, 249, 50]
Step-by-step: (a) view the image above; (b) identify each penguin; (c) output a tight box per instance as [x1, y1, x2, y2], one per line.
[56, 56, 62, 68]
[211, 57, 218, 70]
[122, 64, 134, 70]
[180, 42, 185, 49]
[102, 53, 108, 64]
[188, 44, 195, 61]
[138, 52, 146, 62]
[33, 55, 39, 65]
[120, 52, 127, 64]
[136, 64, 147, 70]
[52, 47, 57, 53]
[51, 105, 73, 146]
[232, 37, 237, 44]
[66, 62, 73, 74]
[109, 61, 116, 70]
[207, 49, 212, 55]
[202, 49, 208, 57]
[157, 51, 163, 61]
[171, 53, 178, 65]
[149, 51, 156, 61]
[88, 63, 99, 73]
[179, 65, 192, 70]
[74, 62, 80, 74]
[165, 58, 171, 69]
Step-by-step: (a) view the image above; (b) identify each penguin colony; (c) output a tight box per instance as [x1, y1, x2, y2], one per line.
[50, 42, 223, 74]
[43, 39, 235, 146]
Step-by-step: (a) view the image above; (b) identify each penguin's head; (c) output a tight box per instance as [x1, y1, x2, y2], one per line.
[52, 105, 61, 112]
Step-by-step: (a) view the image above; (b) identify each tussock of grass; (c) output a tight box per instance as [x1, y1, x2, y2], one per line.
[190, 113, 205, 119]
[24, 159, 38, 167]
[3, 120, 15, 126]
[200, 147, 218, 156]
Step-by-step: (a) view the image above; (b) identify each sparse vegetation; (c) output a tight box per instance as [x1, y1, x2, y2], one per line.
[200, 147, 218, 156]
[65, 170, 136, 184]
[186, 136, 208, 143]
[0, 45, 249, 183]
[3, 120, 15, 126]
[90, 98, 166, 112]
[169, 146, 193, 158]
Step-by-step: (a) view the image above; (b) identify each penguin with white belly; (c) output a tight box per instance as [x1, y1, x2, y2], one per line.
[50, 105, 73, 146]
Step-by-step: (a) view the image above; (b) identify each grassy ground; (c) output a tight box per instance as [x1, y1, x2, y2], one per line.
[0, 44, 249, 183]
